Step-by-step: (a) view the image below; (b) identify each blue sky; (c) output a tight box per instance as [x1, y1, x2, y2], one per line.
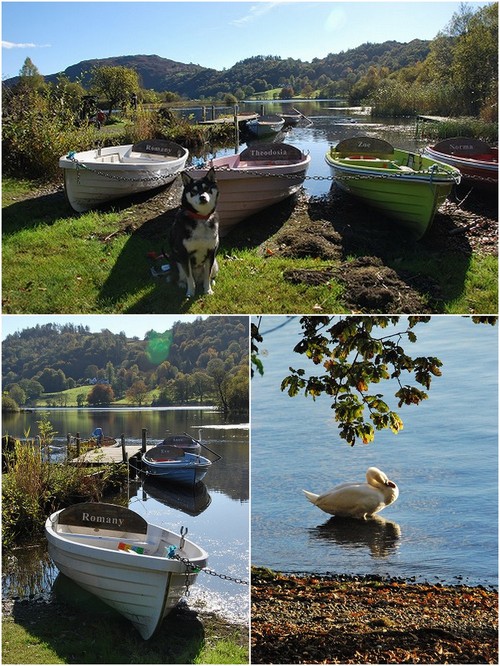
[1, 1, 488, 80]
[1, 314, 207, 340]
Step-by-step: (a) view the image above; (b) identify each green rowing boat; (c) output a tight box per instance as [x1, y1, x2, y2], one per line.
[325, 136, 461, 239]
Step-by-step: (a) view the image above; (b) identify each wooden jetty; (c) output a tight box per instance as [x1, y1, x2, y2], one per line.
[69, 445, 133, 465]
[68, 429, 148, 466]
[199, 113, 258, 126]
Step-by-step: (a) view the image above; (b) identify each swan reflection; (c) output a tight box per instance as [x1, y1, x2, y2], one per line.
[309, 514, 401, 558]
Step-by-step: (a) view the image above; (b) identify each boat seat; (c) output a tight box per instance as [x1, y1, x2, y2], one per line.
[341, 157, 396, 168]
[98, 153, 122, 163]
[58, 528, 144, 541]
[58, 530, 163, 554]
[237, 160, 281, 168]
[120, 153, 171, 163]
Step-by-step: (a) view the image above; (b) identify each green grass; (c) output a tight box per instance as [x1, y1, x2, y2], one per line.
[1, 180, 347, 314]
[2, 597, 248, 664]
[2, 178, 497, 314]
[248, 88, 321, 100]
[36, 385, 163, 407]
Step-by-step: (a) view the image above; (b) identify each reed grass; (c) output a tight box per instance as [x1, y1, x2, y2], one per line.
[423, 118, 498, 143]
[2, 437, 125, 546]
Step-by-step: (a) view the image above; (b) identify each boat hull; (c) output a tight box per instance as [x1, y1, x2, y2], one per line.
[423, 144, 498, 190]
[325, 146, 460, 239]
[45, 504, 207, 640]
[142, 451, 212, 485]
[188, 145, 311, 234]
[246, 115, 285, 137]
[59, 142, 189, 213]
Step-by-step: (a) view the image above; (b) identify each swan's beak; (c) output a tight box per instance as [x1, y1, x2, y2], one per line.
[386, 480, 396, 488]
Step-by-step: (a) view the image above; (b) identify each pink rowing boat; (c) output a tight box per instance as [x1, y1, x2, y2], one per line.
[188, 143, 311, 235]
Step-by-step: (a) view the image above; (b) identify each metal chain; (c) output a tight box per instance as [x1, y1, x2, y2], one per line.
[203, 162, 462, 185]
[173, 553, 249, 586]
[67, 153, 186, 185]
[66, 152, 494, 186]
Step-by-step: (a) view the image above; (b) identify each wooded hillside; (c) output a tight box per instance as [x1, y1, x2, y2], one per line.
[4, 40, 431, 98]
[2, 316, 249, 411]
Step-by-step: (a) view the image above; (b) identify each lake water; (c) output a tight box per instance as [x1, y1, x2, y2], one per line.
[251, 316, 498, 587]
[2, 409, 250, 625]
[188, 99, 422, 197]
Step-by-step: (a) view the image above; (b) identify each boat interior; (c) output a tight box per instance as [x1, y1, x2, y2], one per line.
[338, 156, 415, 172]
[96, 149, 177, 164]
[54, 520, 185, 558]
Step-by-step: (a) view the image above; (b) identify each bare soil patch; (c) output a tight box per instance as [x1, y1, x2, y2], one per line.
[255, 184, 497, 313]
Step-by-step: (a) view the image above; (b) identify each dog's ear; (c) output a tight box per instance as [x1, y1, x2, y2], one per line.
[181, 171, 193, 186]
[206, 167, 217, 183]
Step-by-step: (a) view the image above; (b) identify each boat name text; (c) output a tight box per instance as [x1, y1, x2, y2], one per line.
[247, 148, 289, 158]
[82, 512, 125, 527]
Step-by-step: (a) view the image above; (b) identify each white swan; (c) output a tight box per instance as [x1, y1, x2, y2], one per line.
[303, 467, 399, 520]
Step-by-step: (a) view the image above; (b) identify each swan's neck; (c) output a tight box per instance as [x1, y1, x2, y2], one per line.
[383, 484, 398, 506]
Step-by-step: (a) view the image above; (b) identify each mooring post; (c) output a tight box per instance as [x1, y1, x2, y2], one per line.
[66, 433, 71, 461]
[234, 104, 239, 153]
[121, 433, 127, 462]
[76, 432, 81, 457]
[202, 106, 206, 122]
[141, 428, 147, 453]
[211, 105, 215, 121]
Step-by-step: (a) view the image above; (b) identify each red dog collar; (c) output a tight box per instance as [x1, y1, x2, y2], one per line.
[184, 210, 212, 220]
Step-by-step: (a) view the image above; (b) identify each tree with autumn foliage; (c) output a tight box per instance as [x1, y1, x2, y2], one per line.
[253, 316, 495, 446]
[87, 383, 114, 406]
[281, 316, 442, 446]
[252, 316, 442, 446]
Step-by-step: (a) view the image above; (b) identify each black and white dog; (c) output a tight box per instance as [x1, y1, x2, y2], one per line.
[169, 168, 219, 298]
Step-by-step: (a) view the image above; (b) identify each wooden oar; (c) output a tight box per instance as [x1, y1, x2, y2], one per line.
[293, 106, 313, 125]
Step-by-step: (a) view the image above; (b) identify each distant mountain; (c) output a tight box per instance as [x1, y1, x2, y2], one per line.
[4, 40, 430, 98]
[58, 54, 210, 91]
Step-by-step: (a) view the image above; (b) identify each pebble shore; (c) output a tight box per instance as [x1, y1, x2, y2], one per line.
[251, 568, 498, 664]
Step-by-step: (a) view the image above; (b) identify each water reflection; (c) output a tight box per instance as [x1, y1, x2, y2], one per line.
[2, 543, 57, 601]
[309, 515, 401, 559]
[141, 478, 212, 516]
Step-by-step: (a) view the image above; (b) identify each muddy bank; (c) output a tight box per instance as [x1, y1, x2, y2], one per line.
[251, 568, 498, 664]
[248, 183, 497, 313]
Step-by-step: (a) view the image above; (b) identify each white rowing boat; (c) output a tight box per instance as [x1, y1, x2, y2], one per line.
[45, 502, 207, 639]
[246, 114, 285, 137]
[59, 139, 189, 212]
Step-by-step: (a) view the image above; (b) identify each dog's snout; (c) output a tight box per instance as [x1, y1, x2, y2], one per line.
[199, 193, 210, 203]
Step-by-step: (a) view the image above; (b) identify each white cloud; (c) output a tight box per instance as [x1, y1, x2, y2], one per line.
[2, 40, 51, 49]
[231, 3, 281, 27]
[325, 8, 347, 33]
